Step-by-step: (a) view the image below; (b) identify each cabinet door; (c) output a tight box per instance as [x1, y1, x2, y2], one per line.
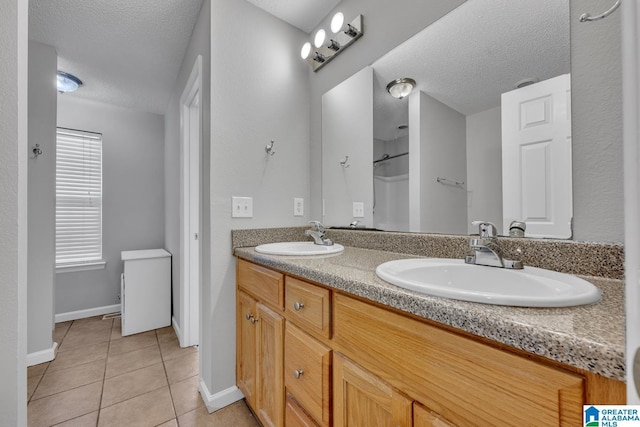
[333, 353, 412, 427]
[256, 303, 284, 427]
[414, 402, 456, 427]
[286, 394, 320, 427]
[237, 291, 257, 407]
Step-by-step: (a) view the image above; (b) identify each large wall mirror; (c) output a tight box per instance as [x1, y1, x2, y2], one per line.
[322, 0, 584, 238]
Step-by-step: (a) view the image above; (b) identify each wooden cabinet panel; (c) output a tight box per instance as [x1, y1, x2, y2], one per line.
[333, 294, 584, 426]
[414, 402, 457, 427]
[238, 259, 284, 309]
[236, 291, 257, 408]
[256, 303, 284, 427]
[286, 394, 320, 427]
[285, 323, 331, 426]
[285, 277, 331, 338]
[333, 353, 412, 427]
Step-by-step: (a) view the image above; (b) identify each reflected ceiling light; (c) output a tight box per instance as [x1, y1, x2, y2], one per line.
[331, 12, 344, 33]
[314, 29, 326, 48]
[300, 14, 364, 72]
[56, 71, 83, 93]
[301, 42, 312, 60]
[386, 78, 416, 99]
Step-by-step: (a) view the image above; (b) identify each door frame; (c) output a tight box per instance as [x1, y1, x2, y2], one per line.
[179, 55, 202, 348]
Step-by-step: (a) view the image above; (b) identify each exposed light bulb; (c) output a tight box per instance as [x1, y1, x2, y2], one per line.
[314, 29, 326, 48]
[300, 42, 312, 60]
[331, 12, 344, 33]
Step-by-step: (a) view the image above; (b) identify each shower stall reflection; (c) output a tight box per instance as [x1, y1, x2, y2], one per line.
[373, 128, 409, 231]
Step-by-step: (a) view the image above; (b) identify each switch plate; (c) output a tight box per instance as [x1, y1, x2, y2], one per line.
[293, 198, 304, 216]
[232, 196, 253, 218]
[353, 202, 364, 218]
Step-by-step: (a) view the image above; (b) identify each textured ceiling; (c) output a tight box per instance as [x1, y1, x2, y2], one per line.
[29, 0, 204, 114]
[246, 0, 341, 33]
[373, 0, 570, 141]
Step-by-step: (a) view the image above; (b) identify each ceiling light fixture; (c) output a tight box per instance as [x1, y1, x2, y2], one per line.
[386, 78, 416, 99]
[56, 71, 83, 93]
[301, 13, 364, 72]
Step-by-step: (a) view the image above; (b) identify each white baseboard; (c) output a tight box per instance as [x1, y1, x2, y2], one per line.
[27, 341, 58, 367]
[199, 379, 244, 413]
[55, 304, 121, 323]
[172, 316, 183, 345]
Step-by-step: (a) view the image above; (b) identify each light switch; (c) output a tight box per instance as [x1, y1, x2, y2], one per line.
[294, 198, 304, 216]
[353, 202, 364, 218]
[232, 196, 253, 218]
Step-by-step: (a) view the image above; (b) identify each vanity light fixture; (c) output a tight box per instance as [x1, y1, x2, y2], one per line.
[301, 12, 364, 72]
[56, 71, 83, 93]
[386, 78, 416, 99]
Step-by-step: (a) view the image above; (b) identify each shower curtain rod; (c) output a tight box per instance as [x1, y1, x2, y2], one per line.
[373, 152, 408, 165]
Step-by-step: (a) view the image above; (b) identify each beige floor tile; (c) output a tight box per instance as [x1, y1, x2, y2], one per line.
[105, 343, 161, 379]
[58, 328, 112, 352]
[28, 362, 49, 378]
[71, 315, 107, 324]
[156, 420, 177, 427]
[32, 359, 105, 400]
[54, 322, 72, 344]
[158, 336, 198, 362]
[27, 375, 42, 401]
[110, 318, 122, 341]
[52, 411, 98, 426]
[164, 351, 198, 385]
[155, 326, 176, 343]
[97, 386, 175, 427]
[67, 319, 113, 334]
[27, 382, 102, 427]
[48, 342, 109, 372]
[108, 330, 157, 356]
[178, 401, 259, 427]
[101, 363, 167, 408]
[169, 375, 204, 416]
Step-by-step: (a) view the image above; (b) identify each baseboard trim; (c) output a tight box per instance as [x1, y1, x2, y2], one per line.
[172, 316, 183, 344]
[199, 380, 244, 413]
[27, 341, 58, 366]
[55, 304, 121, 323]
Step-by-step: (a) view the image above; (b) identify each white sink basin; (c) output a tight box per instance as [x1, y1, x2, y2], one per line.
[255, 241, 344, 256]
[375, 258, 601, 307]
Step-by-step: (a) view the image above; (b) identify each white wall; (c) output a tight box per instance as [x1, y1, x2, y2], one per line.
[410, 91, 467, 233]
[56, 97, 165, 315]
[28, 41, 57, 357]
[203, 0, 310, 407]
[322, 67, 373, 227]
[0, 0, 28, 423]
[309, 0, 467, 219]
[165, 0, 211, 341]
[466, 106, 502, 234]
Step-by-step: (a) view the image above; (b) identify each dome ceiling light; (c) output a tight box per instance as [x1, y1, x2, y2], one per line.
[57, 71, 83, 93]
[386, 78, 416, 99]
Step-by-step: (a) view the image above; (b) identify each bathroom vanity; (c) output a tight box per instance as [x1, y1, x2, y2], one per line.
[234, 237, 625, 427]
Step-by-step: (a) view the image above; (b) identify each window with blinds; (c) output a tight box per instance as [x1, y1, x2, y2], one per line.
[56, 128, 103, 266]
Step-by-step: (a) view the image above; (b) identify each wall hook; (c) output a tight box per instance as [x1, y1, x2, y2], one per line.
[31, 144, 43, 159]
[340, 156, 350, 168]
[265, 140, 276, 156]
[579, 0, 621, 22]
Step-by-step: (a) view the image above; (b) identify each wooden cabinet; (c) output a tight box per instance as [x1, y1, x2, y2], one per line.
[285, 277, 331, 339]
[333, 353, 412, 427]
[236, 291, 257, 407]
[286, 394, 320, 427]
[414, 403, 457, 427]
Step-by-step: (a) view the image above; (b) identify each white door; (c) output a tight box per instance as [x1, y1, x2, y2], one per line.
[501, 74, 572, 238]
[180, 56, 202, 348]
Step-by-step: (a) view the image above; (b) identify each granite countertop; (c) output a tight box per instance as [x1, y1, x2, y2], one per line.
[234, 245, 625, 382]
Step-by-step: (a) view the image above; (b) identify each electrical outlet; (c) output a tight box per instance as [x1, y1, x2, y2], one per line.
[232, 196, 253, 218]
[353, 202, 364, 218]
[294, 198, 304, 216]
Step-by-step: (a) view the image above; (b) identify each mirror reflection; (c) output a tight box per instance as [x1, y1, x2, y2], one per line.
[322, 0, 572, 237]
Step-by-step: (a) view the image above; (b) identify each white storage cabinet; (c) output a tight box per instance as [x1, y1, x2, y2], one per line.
[121, 249, 172, 336]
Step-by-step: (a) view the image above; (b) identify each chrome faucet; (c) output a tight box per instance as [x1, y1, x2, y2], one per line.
[306, 221, 333, 246]
[465, 221, 523, 269]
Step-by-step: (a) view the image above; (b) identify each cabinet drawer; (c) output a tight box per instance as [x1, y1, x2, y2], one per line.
[285, 277, 330, 338]
[414, 402, 457, 427]
[333, 294, 584, 426]
[285, 394, 320, 427]
[237, 259, 284, 309]
[285, 323, 331, 427]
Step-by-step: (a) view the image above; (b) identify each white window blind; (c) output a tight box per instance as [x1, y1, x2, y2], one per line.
[56, 128, 103, 266]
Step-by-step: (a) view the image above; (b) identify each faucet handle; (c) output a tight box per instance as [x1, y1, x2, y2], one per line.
[308, 220, 325, 233]
[471, 221, 497, 238]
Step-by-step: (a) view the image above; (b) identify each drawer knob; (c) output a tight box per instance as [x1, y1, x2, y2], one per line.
[245, 313, 252, 321]
[294, 369, 304, 379]
[250, 316, 259, 324]
[294, 301, 305, 311]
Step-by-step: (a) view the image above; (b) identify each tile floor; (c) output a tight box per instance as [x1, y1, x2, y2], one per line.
[27, 316, 260, 427]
